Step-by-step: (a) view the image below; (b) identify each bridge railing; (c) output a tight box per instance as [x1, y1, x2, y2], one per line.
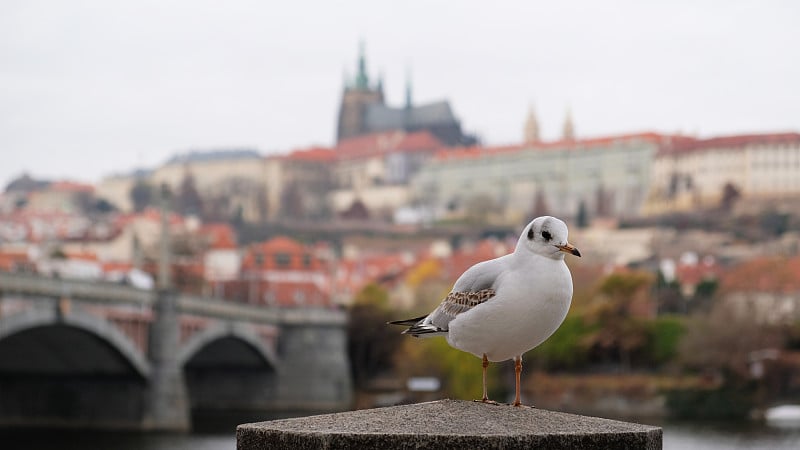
[0, 271, 347, 326]
[0, 271, 154, 306]
[178, 294, 347, 325]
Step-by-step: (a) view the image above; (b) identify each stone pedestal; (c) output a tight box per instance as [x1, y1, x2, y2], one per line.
[237, 399, 662, 449]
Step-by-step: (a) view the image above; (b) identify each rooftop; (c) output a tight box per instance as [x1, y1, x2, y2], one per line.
[660, 132, 800, 156]
[365, 101, 458, 132]
[336, 130, 443, 160]
[166, 149, 261, 165]
[432, 132, 669, 162]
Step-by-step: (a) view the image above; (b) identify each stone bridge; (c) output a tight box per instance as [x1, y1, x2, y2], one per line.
[0, 272, 352, 431]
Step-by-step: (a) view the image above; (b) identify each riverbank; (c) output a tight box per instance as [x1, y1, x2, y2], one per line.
[524, 371, 709, 420]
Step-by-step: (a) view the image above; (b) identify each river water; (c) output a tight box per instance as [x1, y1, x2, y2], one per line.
[1, 421, 799, 449]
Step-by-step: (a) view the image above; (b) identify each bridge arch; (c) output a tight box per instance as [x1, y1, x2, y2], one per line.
[0, 306, 151, 378]
[177, 322, 278, 370]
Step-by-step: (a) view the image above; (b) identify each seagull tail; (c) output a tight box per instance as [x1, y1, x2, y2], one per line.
[388, 315, 446, 338]
[387, 315, 428, 326]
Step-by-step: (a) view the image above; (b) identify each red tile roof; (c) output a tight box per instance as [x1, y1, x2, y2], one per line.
[720, 257, 800, 294]
[102, 261, 134, 273]
[242, 236, 324, 271]
[432, 132, 672, 162]
[336, 130, 444, 160]
[64, 250, 99, 261]
[49, 181, 95, 193]
[198, 223, 238, 250]
[395, 130, 444, 152]
[283, 146, 337, 162]
[0, 249, 31, 271]
[265, 282, 330, 307]
[659, 132, 800, 156]
[675, 260, 721, 287]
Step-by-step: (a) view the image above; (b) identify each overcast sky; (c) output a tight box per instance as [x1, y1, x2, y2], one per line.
[1, 0, 798, 189]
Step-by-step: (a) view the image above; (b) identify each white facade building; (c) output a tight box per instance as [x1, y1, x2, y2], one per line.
[410, 133, 667, 224]
[645, 133, 800, 215]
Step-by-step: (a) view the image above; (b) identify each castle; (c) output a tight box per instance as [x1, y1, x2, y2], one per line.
[335, 43, 477, 147]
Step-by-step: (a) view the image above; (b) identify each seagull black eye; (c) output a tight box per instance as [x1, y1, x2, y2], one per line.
[542, 230, 552, 241]
[527, 228, 535, 240]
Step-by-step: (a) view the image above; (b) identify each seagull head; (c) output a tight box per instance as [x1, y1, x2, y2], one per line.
[518, 216, 581, 260]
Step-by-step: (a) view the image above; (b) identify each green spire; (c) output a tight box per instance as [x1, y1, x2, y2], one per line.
[355, 40, 369, 89]
[405, 68, 413, 109]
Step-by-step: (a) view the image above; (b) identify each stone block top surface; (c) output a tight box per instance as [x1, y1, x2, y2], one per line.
[237, 399, 662, 449]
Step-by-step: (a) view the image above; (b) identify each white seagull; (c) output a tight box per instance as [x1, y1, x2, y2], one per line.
[390, 216, 580, 406]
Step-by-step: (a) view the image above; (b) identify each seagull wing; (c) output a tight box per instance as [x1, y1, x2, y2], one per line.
[390, 256, 507, 337]
[452, 256, 508, 292]
[400, 288, 497, 337]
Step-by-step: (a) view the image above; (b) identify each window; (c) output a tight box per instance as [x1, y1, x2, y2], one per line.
[274, 253, 291, 267]
[254, 252, 264, 266]
[302, 254, 312, 267]
[294, 290, 306, 305]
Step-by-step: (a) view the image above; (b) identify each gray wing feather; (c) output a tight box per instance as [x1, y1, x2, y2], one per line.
[425, 288, 496, 331]
[401, 255, 507, 336]
[402, 288, 496, 336]
[452, 255, 509, 292]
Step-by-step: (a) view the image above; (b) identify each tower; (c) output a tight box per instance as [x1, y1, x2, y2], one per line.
[405, 69, 413, 110]
[336, 41, 385, 142]
[523, 103, 540, 144]
[562, 107, 575, 141]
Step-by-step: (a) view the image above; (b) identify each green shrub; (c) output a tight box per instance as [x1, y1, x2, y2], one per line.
[533, 315, 596, 370]
[644, 317, 686, 365]
[665, 384, 756, 420]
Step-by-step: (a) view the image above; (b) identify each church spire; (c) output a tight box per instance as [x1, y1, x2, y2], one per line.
[562, 106, 575, 141]
[355, 40, 369, 89]
[524, 102, 540, 144]
[405, 68, 413, 109]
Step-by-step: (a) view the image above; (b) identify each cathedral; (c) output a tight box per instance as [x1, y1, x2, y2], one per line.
[336, 44, 477, 147]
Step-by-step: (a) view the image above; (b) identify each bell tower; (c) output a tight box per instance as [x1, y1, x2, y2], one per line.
[562, 106, 575, 141]
[336, 41, 385, 142]
[523, 103, 540, 144]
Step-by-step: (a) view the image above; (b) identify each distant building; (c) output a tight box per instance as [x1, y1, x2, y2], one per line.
[26, 181, 94, 215]
[96, 169, 152, 213]
[335, 43, 476, 146]
[271, 147, 338, 220]
[523, 104, 541, 144]
[562, 108, 576, 142]
[411, 133, 666, 224]
[149, 149, 269, 222]
[719, 256, 800, 325]
[329, 130, 444, 218]
[644, 132, 800, 215]
[239, 236, 332, 307]
[4, 173, 50, 194]
[200, 223, 240, 290]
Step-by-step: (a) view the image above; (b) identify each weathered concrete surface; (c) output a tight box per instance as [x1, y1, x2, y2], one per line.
[237, 399, 662, 450]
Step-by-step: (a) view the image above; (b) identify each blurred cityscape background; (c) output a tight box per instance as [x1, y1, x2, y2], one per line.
[2, 1, 800, 449]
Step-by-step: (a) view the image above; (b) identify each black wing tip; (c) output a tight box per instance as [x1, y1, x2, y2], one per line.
[387, 315, 428, 326]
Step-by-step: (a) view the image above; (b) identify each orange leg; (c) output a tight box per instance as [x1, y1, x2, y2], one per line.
[482, 353, 490, 401]
[474, 353, 498, 404]
[513, 355, 523, 407]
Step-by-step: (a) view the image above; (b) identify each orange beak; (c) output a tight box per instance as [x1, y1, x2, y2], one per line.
[556, 243, 581, 257]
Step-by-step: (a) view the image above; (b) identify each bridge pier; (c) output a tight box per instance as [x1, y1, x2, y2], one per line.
[142, 289, 190, 431]
[275, 324, 352, 413]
